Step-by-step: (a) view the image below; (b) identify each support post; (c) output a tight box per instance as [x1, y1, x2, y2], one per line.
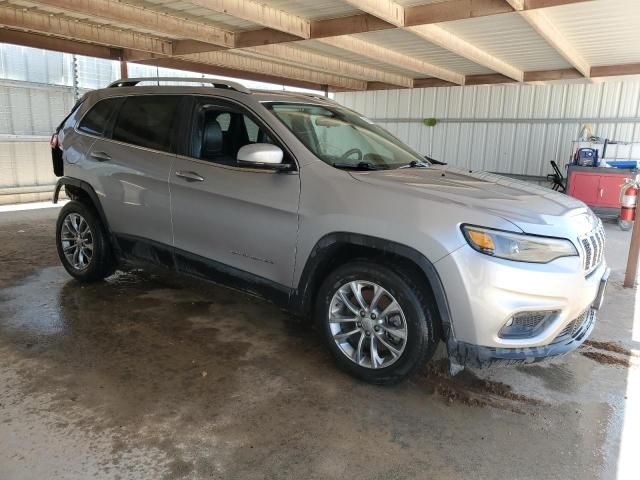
[120, 60, 128, 80]
[624, 194, 640, 287]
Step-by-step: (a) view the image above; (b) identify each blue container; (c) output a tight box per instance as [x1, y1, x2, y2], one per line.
[607, 160, 637, 169]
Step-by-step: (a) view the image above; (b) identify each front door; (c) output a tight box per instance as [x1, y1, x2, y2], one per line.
[170, 97, 300, 290]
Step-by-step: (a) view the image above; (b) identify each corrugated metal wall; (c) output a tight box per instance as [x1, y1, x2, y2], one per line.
[334, 81, 640, 177]
[0, 44, 119, 204]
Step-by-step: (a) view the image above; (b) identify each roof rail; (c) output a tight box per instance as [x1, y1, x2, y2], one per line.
[254, 90, 339, 104]
[107, 77, 251, 94]
[296, 92, 340, 104]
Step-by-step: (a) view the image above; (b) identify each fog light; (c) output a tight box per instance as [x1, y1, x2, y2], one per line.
[499, 310, 559, 339]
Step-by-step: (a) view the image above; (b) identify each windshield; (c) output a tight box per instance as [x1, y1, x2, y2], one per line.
[265, 102, 426, 170]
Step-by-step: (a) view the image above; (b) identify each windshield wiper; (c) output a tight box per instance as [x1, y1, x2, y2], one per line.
[332, 161, 386, 171]
[399, 160, 430, 169]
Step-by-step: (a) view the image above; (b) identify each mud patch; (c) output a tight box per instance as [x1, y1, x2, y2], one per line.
[420, 360, 543, 414]
[583, 340, 636, 357]
[580, 351, 630, 367]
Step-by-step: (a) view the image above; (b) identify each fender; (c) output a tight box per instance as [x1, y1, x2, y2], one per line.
[291, 232, 452, 337]
[54, 176, 112, 236]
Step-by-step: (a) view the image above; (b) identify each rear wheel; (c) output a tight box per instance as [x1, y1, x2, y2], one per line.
[316, 261, 440, 384]
[56, 200, 116, 282]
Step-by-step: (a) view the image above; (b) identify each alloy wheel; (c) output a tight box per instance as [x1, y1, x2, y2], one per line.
[328, 280, 408, 369]
[60, 213, 94, 270]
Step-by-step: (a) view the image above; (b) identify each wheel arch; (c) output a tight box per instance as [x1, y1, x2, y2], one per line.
[292, 232, 452, 339]
[54, 176, 112, 236]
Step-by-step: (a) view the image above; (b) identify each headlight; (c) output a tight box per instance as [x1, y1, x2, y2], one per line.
[461, 225, 578, 263]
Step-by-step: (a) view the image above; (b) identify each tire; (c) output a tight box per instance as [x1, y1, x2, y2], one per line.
[56, 200, 116, 282]
[316, 260, 440, 384]
[618, 217, 633, 231]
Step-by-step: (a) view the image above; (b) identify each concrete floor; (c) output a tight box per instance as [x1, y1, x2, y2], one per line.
[1, 207, 639, 480]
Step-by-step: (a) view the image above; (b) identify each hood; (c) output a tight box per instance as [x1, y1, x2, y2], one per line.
[351, 166, 591, 234]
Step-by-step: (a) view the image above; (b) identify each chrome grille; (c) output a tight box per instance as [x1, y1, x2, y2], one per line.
[580, 222, 605, 274]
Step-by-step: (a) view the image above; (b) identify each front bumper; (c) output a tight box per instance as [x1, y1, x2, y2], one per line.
[435, 243, 609, 368]
[448, 307, 596, 369]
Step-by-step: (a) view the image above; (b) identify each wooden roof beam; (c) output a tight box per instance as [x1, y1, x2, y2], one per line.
[406, 0, 513, 26]
[0, 27, 119, 59]
[0, 5, 172, 55]
[28, 0, 234, 48]
[187, 0, 310, 38]
[342, 0, 405, 27]
[310, 14, 393, 38]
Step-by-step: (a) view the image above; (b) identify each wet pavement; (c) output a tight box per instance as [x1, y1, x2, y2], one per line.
[1, 207, 639, 479]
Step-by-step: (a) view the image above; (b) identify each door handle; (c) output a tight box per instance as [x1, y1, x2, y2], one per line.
[175, 170, 204, 182]
[90, 151, 111, 162]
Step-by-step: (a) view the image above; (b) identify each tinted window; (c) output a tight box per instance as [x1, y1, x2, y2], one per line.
[191, 101, 274, 165]
[216, 112, 231, 132]
[244, 116, 260, 142]
[112, 96, 181, 152]
[77, 98, 120, 137]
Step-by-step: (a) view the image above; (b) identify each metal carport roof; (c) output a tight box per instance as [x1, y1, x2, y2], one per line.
[0, 0, 637, 91]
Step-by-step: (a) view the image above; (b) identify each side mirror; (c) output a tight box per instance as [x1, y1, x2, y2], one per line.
[237, 144, 290, 170]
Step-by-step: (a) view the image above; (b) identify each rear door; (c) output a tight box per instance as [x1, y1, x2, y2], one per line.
[169, 96, 300, 289]
[85, 95, 183, 250]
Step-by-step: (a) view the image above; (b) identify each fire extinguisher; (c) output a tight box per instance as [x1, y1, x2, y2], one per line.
[619, 175, 640, 231]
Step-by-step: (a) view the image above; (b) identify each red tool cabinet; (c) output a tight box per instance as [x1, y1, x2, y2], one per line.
[567, 165, 636, 216]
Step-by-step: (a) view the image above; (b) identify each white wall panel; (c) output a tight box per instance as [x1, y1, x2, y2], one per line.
[0, 85, 76, 135]
[335, 81, 640, 177]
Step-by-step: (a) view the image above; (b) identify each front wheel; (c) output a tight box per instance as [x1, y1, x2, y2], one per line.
[316, 261, 440, 384]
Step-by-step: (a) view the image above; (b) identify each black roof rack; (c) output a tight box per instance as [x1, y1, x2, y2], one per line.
[107, 77, 251, 94]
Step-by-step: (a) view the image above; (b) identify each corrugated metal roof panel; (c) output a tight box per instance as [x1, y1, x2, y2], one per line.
[257, 0, 359, 21]
[354, 29, 494, 75]
[439, 13, 571, 72]
[128, 0, 359, 30]
[298, 40, 422, 78]
[127, 0, 257, 31]
[543, 0, 640, 67]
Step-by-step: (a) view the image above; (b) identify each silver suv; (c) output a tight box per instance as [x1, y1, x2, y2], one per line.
[51, 78, 610, 384]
